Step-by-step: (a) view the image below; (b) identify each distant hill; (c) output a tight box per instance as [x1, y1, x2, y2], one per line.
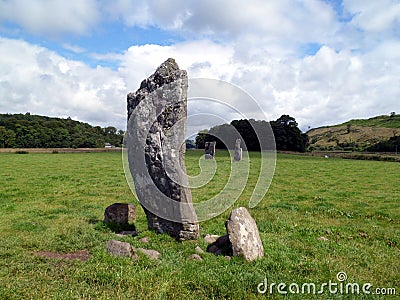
[0, 113, 124, 148]
[340, 114, 400, 128]
[307, 114, 400, 151]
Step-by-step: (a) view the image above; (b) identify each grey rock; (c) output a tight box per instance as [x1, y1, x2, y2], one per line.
[104, 203, 136, 225]
[206, 244, 219, 254]
[206, 234, 232, 256]
[226, 207, 264, 261]
[139, 236, 150, 243]
[234, 139, 242, 161]
[126, 58, 199, 240]
[189, 254, 203, 261]
[137, 248, 161, 260]
[205, 141, 216, 159]
[215, 234, 230, 247]
[195, 246, 204, 254]
[214, 248, 223, 256]
[117, 230, 137, 237]
[204, 234, 219, 244]
[106, 240, 137, 260]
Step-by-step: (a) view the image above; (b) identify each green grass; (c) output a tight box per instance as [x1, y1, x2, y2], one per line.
[340, 114, 400, 128]
[0, 151, 399, 299]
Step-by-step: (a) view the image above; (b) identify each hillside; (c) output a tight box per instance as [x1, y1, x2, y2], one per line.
[307, 114, 400, 151]
[0, 113, 124, 148]
[340, 114, 400, 128]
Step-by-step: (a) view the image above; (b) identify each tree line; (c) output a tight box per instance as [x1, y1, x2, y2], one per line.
[0, 113, 124, 148]
[366, 135, 400, 152]
[195, 115, 308, 152]
[8, 112, 395, 153]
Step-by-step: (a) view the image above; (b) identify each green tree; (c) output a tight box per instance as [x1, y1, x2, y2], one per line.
[0, 113, 124, 148]
[0, 126, 16, 148]
[270, 115, 308, 152]
[198, 115, 307, 152]
[186, 139, 196, 149]
[195, 129, 209, 149]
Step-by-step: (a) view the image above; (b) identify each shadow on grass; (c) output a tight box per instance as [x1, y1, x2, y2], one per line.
[89, 219, 136, 233]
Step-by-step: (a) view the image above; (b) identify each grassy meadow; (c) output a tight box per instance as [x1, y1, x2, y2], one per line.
[0, 151, 398, 299]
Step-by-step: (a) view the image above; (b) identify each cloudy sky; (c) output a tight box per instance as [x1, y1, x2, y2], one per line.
[0, 0, 399, 132]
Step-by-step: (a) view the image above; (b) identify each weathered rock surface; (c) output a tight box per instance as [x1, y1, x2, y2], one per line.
[105, 240, 161, 261]
[205, 208, 264, 261]
[195, 246, 204, 254]
[204, 234, 220, 244]
[189, 254, 203, 261]
[226, 207, 264, 261]
[234, 139, 242, 161]
[137, 248, 161, 260]
[206, 234, 233, 256]
[139, 236, 150, 243]
[104, 203, 136, 225]
[126, 58, 199, 240]
[106, 240, 138, 260]
[205, 141, 216, 159]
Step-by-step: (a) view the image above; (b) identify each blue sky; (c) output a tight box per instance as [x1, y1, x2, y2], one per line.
[0, 0, 399, 132]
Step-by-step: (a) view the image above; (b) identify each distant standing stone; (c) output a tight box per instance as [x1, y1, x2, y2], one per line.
[234, 139, 242, 161]
[226, 207, 264, 261]
[104, 203, 136, 225]
[205, 141, 216, 159]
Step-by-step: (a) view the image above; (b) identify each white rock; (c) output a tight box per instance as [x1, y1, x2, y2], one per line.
[226, 207, 264, 262]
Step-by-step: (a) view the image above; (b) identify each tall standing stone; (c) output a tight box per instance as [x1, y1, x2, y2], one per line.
[204, 141, 216, 159]
[126, 58, 199, 240]
[234, 139, 242, 161]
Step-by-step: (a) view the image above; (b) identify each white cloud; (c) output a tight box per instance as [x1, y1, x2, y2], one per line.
[119, 40, 237, 91]
[2, 33, 399, 132]
[338, 0, 400, 53]
[62, 43, 87, 54]
[0, 38, 126, 128]
[108, 0, 339, 59]
[343, 0, 400, 32]
[0, 0, 399, 133]
[118, 40, 400, 131]
[0, 0, 100, 37]
[111, 0, 338, 40]
[106, 0, 154, 28]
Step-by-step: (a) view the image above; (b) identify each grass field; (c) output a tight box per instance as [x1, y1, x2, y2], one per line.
[0, 151, 398, 299]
